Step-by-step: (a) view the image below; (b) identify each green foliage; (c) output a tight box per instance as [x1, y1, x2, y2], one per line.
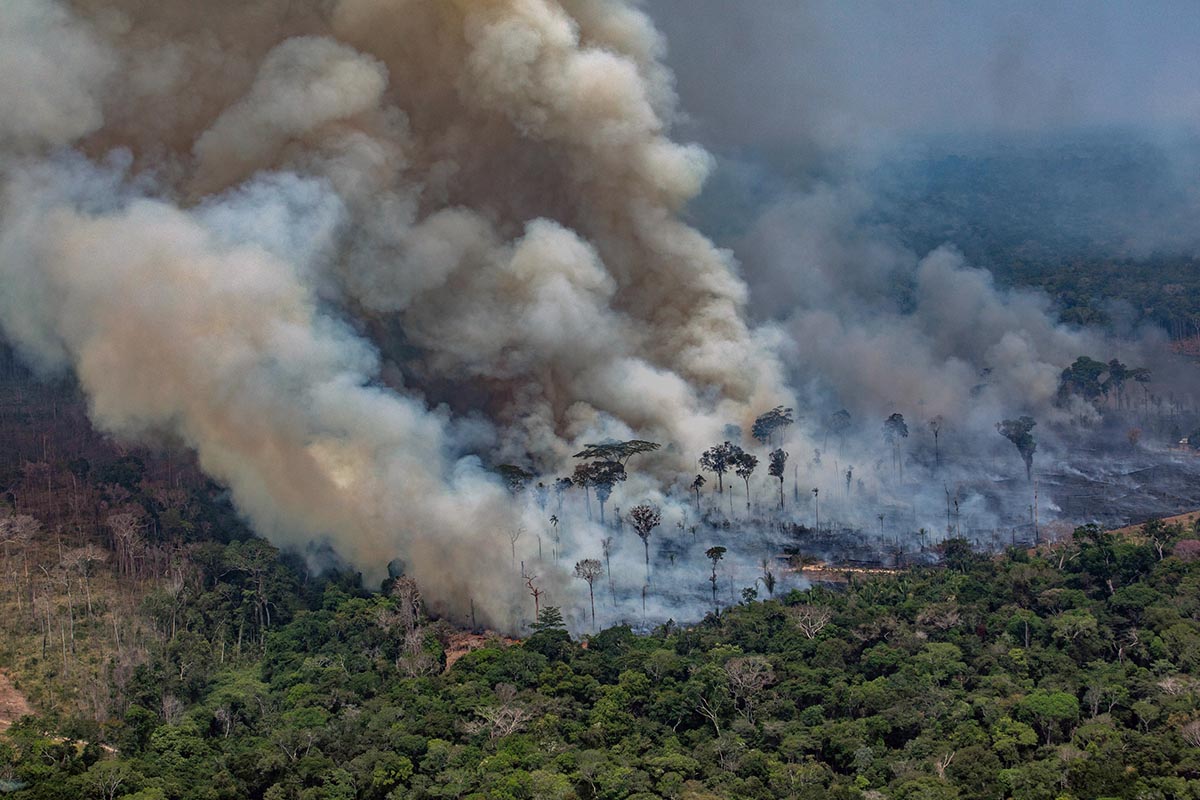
[751, 407, 794, 446]
[996, 416, 1037, 480]
[5, 530, 1200, 800]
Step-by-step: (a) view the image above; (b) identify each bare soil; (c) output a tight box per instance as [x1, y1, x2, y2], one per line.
[443, 631, 520, 672]
[0, 670, 34, 732]
[1109, 509, 1200, 538]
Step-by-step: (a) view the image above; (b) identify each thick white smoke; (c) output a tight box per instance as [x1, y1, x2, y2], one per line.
[0, 0, 789, 628]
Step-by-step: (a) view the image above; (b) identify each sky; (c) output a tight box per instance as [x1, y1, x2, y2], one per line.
[645, 0, 1200, 155]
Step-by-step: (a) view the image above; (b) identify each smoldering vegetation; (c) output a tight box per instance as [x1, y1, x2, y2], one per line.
[1, 0, 1198, 633]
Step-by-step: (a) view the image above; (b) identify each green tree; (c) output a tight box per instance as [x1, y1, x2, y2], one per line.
[751, 406, 794, 446]
[768, 449, 788, 511]
[1019, 690, 1079, 744]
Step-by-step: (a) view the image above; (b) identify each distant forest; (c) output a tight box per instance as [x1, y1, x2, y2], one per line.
[876, 131, 1200, 341]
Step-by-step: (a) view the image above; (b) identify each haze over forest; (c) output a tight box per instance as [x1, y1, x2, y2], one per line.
[1, 0, 1200, 631]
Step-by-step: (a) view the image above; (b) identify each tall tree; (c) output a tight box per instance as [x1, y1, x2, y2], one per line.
[571, 462, 595, 520]
[759, 557, 777, 597]
[690, 474, 706, 512]
[997, 416, 1038, 481]
[751, 406, 795, 446]
[629, 504, 661, 582]
[495, 464, 534, 495]
[601, 536, 615, 605]
[1103, 360, 1149, 410]
[824, 409, 852, 448]
[592, 462, 625, 526]
[523, 569, 543, 619]
[734, 452, 758, 511]
[883, 413, 909, 480]
[928, 415, 944, 469]
[573, 460, 626, 525]
[705, 546, 726, 613]
[553, 476, 573, 512]
[573, 559, 603, 631]
[506, 527, 524, 567]
[573, 440, 661, 466]
[700, 441, 743, 496]
[768, 449, 788, 511]
[549, 514, 560, 561]
[1056, 356, 1108, 405]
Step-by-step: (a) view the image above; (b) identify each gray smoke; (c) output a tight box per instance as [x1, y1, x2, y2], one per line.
[0, 0, 793, 630]
[639, 0, 1200, 551]
[2, 0, 1196, 632]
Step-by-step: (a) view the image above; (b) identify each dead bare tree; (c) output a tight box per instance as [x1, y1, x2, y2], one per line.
[107, 511, 145, 578]
[724, 655, 775, 722]
[61, 544, 106, 618]
[1181, 719, 1200, 748]
[469, 684, 532, 740]
[397, 628, 440, 678]
[601, 536, 615, 606]
[0, 514, 39, 615]
[523, 568, 543, 620]
[789, 605, 832, 639]
[388, 576, 424, 633]
[506, 526, 524, 568]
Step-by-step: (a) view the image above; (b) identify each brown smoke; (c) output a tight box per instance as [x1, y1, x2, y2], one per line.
[0, 0, 788, 628]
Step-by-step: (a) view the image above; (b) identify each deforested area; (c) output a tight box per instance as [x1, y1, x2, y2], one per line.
[3, 2, 1200, 799]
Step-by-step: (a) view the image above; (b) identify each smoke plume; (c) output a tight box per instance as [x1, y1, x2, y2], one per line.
[0, 0, 789, 628]
[3, 1, 1196, 631]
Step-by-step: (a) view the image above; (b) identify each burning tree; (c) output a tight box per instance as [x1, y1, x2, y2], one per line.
[734, 452, 758, 511]
[751, 406, 794, 446]
[573, 558, 603, 631]
[691, 474, 706, 511]
[997, 416, 1038, 481]
[768, 449, 788, 511]
[699, 441, 741, 497]
[629, 504, 662, 582]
